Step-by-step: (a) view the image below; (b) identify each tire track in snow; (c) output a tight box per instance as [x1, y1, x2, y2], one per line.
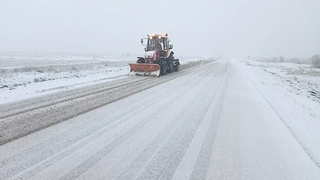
[59, 63, 219, 180]
[0, 61, 212, 145]
[0, 61, 218, 179]
[170, 61, 229, 180]
[189, 63, 229, 180]
[0, 77, 144, 119]
[76, 70, 219, 179]
[131, 63, 229, 180]
[113, 65, 222, 180]
[3, 66, 211, 180]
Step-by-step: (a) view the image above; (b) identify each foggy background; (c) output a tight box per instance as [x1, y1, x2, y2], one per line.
[0, 0, 319, 58]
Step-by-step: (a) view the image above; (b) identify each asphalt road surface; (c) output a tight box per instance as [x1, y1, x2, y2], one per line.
[1, 59, 319, 179]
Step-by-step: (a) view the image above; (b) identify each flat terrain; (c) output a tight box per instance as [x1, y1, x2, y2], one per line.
[0, 59, 319, 179]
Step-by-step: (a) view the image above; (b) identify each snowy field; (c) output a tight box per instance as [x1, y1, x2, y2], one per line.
[0, 53, 205, 104]
[245, 60, 320, 103]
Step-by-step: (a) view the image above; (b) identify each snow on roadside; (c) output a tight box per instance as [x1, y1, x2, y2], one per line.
[0, 53, 135, 105]
[245, 61, 320, 103]
[0, 53, 205, 105]
[235, 58, 320, 167]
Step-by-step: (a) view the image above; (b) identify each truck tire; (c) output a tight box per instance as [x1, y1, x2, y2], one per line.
[159, 58, 168, 76]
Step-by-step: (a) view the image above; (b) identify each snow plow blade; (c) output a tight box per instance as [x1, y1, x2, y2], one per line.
[129, 63, 160, 77]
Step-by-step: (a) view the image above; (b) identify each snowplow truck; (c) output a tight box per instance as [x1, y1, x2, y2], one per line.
[129, 33, 180, 76]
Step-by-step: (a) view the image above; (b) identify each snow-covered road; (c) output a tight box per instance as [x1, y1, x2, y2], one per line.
[0, 59, 319, 179]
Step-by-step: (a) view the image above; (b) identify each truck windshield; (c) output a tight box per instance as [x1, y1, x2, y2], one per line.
[147, 38, 164, 51]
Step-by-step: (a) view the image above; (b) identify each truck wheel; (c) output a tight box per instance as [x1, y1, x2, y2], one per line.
[159, 58, 167, 76]
[168, 59, 174, 73]
[174, 59, 180, 72]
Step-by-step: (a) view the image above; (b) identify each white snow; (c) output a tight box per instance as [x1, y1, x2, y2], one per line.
[1, 58, 319, 179]
[1, 54, 319, 177]
[0, 53, 205, 104]
[235, 58, 320, 168]
[0, 53, 139, 104]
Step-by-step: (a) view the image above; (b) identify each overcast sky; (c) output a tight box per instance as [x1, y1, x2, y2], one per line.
[0, 0, 319, 58]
